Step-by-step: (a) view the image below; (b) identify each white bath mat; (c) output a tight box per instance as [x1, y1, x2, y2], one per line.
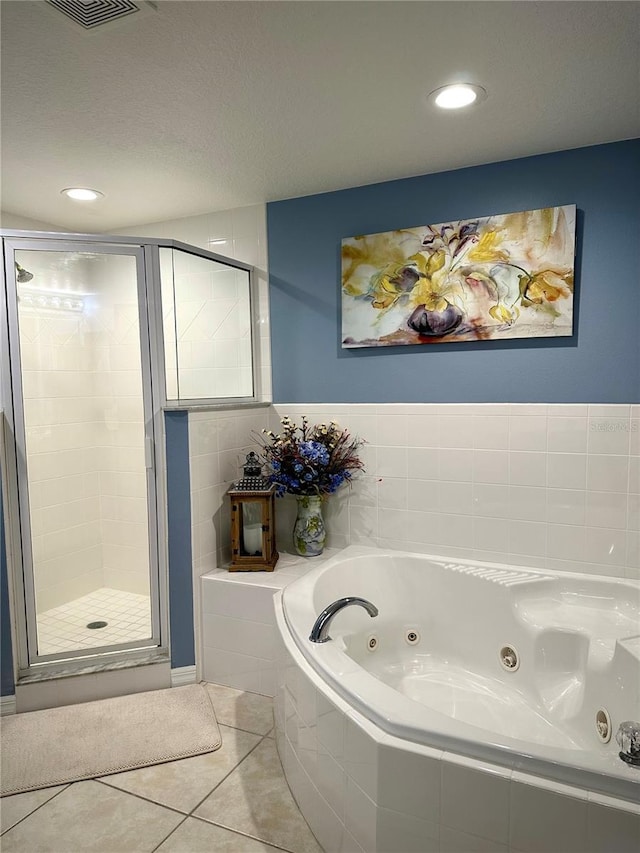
[0, 683, 221, 796]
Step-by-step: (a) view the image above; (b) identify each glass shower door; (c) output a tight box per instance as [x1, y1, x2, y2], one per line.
[4, 241, 161, 665]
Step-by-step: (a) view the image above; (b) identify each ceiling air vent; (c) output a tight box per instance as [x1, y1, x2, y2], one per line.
[46, 0, 151, 30]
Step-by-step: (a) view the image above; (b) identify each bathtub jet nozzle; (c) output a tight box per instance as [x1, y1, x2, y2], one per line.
[309, 596, 378, 644]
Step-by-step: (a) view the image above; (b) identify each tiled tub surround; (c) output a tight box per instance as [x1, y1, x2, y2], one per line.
[189, 403, 639, 583]
[281, 545, 640, 799]
[274, 597, 640, 853]
[201, 550, 340, 696]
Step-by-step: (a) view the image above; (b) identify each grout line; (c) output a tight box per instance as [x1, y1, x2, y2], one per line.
[0, 783, 71, 837]
[149, 814, 190, 853]
[94, 778, 190, 818]
[185, 733, 267, 817]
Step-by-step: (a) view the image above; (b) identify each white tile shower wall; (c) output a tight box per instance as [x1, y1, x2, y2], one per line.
[114, 203, 272, 403]
[190, 403, 638, 584]
[90, 255, 149, 596]
[188, 407, 270, 676]
[20, 256, 104, 612]
[19, 252, 151, 613]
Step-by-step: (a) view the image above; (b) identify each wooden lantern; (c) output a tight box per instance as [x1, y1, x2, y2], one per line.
[228, 453, 279, 572]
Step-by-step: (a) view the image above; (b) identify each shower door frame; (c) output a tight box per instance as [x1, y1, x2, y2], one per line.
[1, 234, 169, 678]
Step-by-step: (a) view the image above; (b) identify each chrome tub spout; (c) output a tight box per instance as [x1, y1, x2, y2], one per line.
[309, 596, 378, 643]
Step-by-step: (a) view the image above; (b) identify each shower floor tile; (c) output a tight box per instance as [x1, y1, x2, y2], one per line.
[37, 588, 152, 656]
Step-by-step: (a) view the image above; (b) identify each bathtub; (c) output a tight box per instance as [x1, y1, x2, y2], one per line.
[274, 546, 640, 852]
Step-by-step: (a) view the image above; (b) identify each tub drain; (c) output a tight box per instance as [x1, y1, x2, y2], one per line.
[87, 620, 108, 630]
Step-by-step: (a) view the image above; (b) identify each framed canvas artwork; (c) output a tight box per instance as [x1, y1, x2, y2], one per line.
[341, 205, 576, 348]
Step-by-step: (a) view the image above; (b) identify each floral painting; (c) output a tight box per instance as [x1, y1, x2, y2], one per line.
[341, 205, 576, 347]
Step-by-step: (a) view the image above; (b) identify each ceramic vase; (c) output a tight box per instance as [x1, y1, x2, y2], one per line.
[293, 495, 326, 556]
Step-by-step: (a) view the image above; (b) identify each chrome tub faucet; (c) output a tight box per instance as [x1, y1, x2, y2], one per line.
[309, 596, 378, 643]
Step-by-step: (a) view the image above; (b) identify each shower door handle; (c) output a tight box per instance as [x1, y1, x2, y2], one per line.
[145, 436, 155, 469]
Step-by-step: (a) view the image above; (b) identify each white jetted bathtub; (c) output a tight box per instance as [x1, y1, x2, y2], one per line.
[274, 546, 640, 852]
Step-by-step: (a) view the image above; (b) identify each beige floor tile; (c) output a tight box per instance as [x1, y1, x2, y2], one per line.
[156, 816, 283, 852]
[204, 683, 274, 735]
[0, 785, 67, 833]
[194, 738, 322, 853]
[0, 779, 182, 852]
[99, 724, 261, 813]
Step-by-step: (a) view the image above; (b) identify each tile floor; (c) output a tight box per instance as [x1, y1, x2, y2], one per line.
[37, 588, 152, 655]
[0, 683, 322, 853]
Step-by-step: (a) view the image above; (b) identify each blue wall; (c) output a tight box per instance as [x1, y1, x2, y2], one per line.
[164, 411, 195, 669]
[267, 140, 640, 403]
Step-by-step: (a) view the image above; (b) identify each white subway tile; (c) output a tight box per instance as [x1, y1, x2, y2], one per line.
[406, 510, 440, 546]
[509, 775, 587, 853]
[408, 447, 439, 479]
[376, 806, 439, 853]
[547, 488, 586, 526]
[472, 414, 509, 450]
[584, 527, 627, 566]
[587, 455, 629, 492]
[588, 417, 631, 455]
[629, 456, 640, 494]
[628, 494, 640, 531]
[473, 484, 510, 519]
[439, 415, 474, 449]
[438, 448, 473, 482]
[509, 520, 547, 558]
[202, 613, 276, 659]
[377, 477, 407, 510]
[376, 446, 408, 478]
[509, 451, 547, 486]
[441, 826, 508, 852]
[585, 491, 628, 529]
[377, 413, 408, 447]
[508, 485, 547, 522]
[473, 516, 509, 553]
[377, 741, 441, 823]
[438, 513, 474, 548]
[407, 479, 441, 512]
[439, 482, 474, 515]
[547, 416, 588, 453]
[345, 777, 377, 853]
[510, 416, 547, 452]
[406, 414, 439, 448]
[547, 453, 587, 489]
[441, 756, 510, 843]
[473, 450, 509, 485]
[378, 509, 408, 541]
[586, 800, 640, 853]
[546, 524, 587, 562]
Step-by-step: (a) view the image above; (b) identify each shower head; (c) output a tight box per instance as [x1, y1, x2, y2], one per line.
[15, 263, 34, 283]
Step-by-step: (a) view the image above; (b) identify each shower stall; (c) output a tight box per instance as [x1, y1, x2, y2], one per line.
[1, 231, 257, 683]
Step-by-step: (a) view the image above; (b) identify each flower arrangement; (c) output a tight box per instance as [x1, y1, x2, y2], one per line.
[257, 416, 365, 497]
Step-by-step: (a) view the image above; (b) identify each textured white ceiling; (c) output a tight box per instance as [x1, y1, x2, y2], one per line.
[1, 0, 638, 232]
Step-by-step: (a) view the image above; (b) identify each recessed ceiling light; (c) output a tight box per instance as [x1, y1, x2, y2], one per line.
[61, 187, 104, 201]
[429, 83, 486, 110]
